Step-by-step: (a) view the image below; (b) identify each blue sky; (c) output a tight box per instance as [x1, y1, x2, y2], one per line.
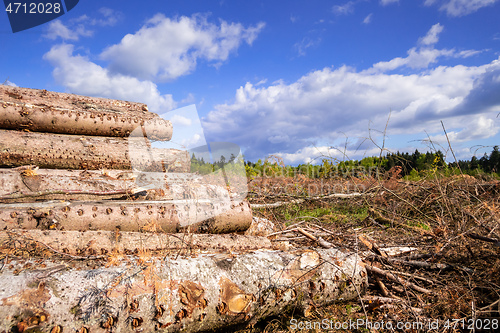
[1, 0, 500, 164]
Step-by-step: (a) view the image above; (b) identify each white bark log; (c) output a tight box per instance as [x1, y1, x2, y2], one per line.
[0, 85, 172, 140]
[0, 169, 229, 203]
[0, 200, 252, 234]
[0, 247, 367, 332]
[0, 229, 275, 256]
[0, 130, 189, 171]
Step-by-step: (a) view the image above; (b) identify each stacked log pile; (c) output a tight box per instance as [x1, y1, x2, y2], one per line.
[0, 85, 366, 332]
[0, 85, 252, 233]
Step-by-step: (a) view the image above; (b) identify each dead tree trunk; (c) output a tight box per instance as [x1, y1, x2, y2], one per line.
[0, 85, 172, 140]
[0, 130, 189, 171]
[0, 246, 367, 332]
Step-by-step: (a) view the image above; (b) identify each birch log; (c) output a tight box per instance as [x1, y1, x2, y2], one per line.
[0, 130, 189, 171]
[0, 85, 172, 140]
[0, 200, 252, 233]
[0, 247, 367, 332]
[0, 229, 275, 256]
[0, 169, 229, 203]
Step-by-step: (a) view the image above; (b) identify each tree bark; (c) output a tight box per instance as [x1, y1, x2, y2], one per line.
[0, 246, 367, 332]
[0, 85, 172, 140]
[0, 169, 230, 203]
[0, 199, 252, 233]
[0, 229, 275, 256]
[0, 130, 190, 171]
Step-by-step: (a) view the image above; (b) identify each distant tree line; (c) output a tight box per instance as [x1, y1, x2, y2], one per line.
[190, 146, 500, 179]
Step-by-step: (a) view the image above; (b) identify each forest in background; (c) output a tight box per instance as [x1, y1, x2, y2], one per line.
[190, 146, 500, 180]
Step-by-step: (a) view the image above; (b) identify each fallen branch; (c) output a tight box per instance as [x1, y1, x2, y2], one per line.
[358, 234, 387, 257]
[296, 228, 333, 249]
[364, 264, 434, 295]
[466, 233, 500, 247]
[251, 192, 363, 209]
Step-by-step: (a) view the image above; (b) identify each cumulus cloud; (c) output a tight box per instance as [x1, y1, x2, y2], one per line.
[453, 58, 500, 115]
[100, 14, 265, 81]
[202, 25, 499, 163]
[425, 0, 498, 17]
[428, 115, 500, 144]
[43, 44, 175, 113]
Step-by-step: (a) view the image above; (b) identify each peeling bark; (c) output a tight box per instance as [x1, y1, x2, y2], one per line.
[0, 85, 172, 140]
[0, 248, 367, 332]
[0, 130, 189, 171]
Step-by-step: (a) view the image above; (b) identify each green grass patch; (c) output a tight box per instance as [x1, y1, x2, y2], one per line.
[278, 202, 369, 224]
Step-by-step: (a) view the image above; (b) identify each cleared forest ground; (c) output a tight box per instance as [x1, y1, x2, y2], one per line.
[241, 173, 500, 332]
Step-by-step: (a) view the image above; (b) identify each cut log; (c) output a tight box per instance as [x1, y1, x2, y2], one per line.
[0, 85, 172, 140]
[0, 130, 190, 171]
[0, 247, 367, 332]
[0, 230, 275, 256]
[0, 169, 230, 203]
[0, 200, 252, 233]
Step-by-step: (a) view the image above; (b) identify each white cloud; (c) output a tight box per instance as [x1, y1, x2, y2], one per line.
[380, 0, 399, 5]
[369, 24, 479, 72]
[2, 80, 17, 87]
[202, 25, 500, 163]
[418, 23, 443, 45]
[43, 44, 175, 113]
[424, 0, 498, 17]
[171, 115, 192, 127]
[43, 8, 120, 41]
[180, 133, 204, 148]
[95, 7, 121, 26]
[428, 115, 500, 145]
[363, 13, 373, 24]
[294, 37, 321, 56]
[371, 47, 456, 71]
[43, 20, 93, 41]
[100, 14, 265, 81]
[333, 1, 355, 15]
